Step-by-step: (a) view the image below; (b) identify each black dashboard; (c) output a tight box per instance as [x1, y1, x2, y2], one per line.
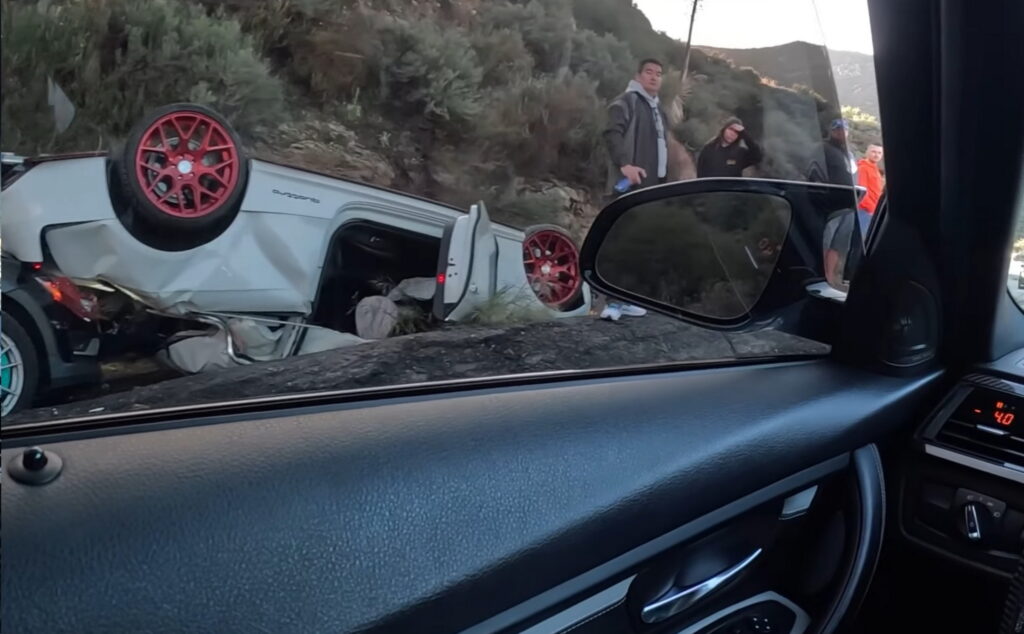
[902, 346, 1024, 578]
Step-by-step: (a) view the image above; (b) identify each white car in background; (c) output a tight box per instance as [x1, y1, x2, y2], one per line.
[1, 104, 590, 398]
[1010, 252, 1024, 291]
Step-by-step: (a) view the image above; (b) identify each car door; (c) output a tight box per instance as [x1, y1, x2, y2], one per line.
[3, 1, 1024, 634]
[433, 201, 499, 322]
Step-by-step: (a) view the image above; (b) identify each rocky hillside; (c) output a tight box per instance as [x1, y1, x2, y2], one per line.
[2, 0, 870, 236]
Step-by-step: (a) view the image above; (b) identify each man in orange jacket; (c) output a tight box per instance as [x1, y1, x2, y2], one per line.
[856, 144, 884, 235]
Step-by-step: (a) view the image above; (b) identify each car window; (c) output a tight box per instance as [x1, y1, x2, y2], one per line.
[1010, 203, 1024, 309]
[0, 0, 883, 423]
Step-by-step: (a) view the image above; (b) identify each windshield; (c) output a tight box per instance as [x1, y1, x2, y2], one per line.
[1, 0, 882, 424]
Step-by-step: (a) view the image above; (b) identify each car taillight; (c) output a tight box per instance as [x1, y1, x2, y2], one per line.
[36, 276, 101, 322]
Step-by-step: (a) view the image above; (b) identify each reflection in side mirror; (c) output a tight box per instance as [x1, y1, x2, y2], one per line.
[595, 192, 791, 320]
[822, 209, 860, 294]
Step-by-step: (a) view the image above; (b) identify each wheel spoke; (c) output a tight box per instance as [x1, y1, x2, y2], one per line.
[181, 116, 201, 146]
[168, 116, 188, 148]
[149, 175, 174, 194]
[208, 159, 236, 171]
[206, 170, 230, 188]
[156, 123, 172, 151]
[157, 188, 177, 204]
[1, 361, 22, 371]
[145, 164, 176, 180]
[196, 123, 216, 153]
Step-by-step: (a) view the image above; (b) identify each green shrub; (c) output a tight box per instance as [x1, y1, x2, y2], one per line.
[481, 73, 606, 186]
[288, 14, 375, 102]
[471, 28, 535, 87]
[569, 29, 634, 99]
[492, 189, 568, 229]
[477, 0, 574, 74]
[571, 0, 683, 65]
[367, 15, 483, 127]
[1, 0, 284, 154]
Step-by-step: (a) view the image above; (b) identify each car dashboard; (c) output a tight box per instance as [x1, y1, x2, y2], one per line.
[902, 346, 1024, 578]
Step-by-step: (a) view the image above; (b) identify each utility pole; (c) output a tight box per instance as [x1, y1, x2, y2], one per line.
[668, 0, 701, 127]
[680, 0, 700, 84]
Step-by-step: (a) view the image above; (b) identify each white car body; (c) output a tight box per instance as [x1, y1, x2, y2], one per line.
[1, 155, 590, 371]
[2, 156, 590, 319]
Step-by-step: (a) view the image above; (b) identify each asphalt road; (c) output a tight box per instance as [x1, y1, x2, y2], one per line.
[8, 313, 829, 425]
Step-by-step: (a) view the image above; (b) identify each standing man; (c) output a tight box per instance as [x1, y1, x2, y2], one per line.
[599, 59, 668, 320]
[856, 144, 884, 234]
[696, 117, 763, 178]
[603, 58, 669, 195]
[810, 118, 858, 186]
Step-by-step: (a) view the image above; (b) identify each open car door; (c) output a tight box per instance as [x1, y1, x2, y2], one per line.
[433, 201, 498, 322]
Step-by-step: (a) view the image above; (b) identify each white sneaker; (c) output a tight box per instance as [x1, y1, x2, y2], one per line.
[618, 303, 648, 318]
[600, 304, 622, 321]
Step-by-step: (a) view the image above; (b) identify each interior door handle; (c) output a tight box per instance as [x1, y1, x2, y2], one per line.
[640, 548, 763, 624]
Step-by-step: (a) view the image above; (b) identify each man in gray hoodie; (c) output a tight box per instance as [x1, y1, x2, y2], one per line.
[598, 60, 666, 321]
[603, 59, 669, 196]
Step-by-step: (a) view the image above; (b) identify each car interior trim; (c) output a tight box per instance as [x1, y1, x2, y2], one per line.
[518, 576, 635, 634]
[924, 443, 1024, 485]
[676, 591, 810, 634]
[462, 454, 849, 634]
[811, 445, 886, 634]
[780, 485, 819, 520]
[1, 358, 825, 442]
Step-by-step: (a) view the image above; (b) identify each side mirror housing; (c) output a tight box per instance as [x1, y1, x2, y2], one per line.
[580, 179, 862, 327]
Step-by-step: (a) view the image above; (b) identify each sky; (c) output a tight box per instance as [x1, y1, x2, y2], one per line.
[632, 0, 875, 55]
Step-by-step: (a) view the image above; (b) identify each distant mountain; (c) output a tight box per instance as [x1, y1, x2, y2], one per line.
[696, 42, 879, 120]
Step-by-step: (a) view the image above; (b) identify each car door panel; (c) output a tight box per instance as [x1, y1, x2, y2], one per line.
[1, 361, 941, 633]
[434, 202, 499, 322]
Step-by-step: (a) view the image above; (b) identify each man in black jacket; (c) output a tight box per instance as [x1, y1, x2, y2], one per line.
[696, 117, 763, 178]
[806, 118, 857, 186]
[603, 59, 669, 195]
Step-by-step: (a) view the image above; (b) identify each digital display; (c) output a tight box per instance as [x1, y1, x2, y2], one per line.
[953, 388, 1022, 434]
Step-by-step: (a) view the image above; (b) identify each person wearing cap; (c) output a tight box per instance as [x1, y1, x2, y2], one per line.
[696, 117, 763, 178]
[814, 118, 858, 186]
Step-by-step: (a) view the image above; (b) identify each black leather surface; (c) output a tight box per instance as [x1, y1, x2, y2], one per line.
[0, 361, 940, 633]
[812, 445, 886, 634]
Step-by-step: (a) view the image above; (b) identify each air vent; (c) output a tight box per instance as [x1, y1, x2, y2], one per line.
[963, 374, 1019, 394]
[933, 383, 1024, 468]
[935, 420, 1024, 467]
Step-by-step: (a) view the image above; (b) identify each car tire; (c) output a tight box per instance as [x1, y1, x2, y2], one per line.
[521, 224, 584, 311]
[117, 103, 248, 248]
[1, 311, 40, 418]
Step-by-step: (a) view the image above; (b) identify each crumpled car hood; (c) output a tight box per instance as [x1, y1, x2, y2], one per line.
[45, 212, 327, 315]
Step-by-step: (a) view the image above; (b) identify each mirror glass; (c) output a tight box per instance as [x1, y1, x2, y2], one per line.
[595, 192, 791, 319]
[822, 210, 860, 293]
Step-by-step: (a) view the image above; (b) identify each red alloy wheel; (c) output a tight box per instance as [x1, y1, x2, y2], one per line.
[134, 111, 240, 218]
[522, 228, 582, 309]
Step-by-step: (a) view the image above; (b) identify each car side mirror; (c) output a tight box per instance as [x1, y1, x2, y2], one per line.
[580, 179, 861, 327]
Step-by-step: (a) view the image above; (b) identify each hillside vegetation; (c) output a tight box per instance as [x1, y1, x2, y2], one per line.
[2, 0, 882, 235]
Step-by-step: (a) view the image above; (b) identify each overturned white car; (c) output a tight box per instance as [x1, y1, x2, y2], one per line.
[1, 104, 590, 408]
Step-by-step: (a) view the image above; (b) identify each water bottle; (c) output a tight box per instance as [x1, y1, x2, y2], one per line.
[614, 177, 633, 193]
